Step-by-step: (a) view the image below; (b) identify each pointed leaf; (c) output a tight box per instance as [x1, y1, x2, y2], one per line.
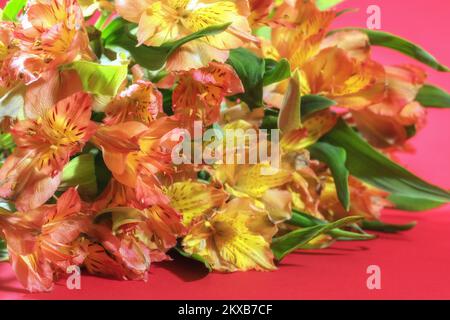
[272, 216, 363, 260]
[288, 211, 375, 241]
[301, 95, 336, 119]
[416, 84, 450, 108]
[309, 142, 350, 211]
[388, 194, 444, 211]
[321, 120, 450, 207]
[362, 220, 417, 233]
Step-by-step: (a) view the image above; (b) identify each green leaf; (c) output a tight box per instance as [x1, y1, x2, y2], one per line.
[67, 60, 128, 96]
[301, 95, 336, 119]
[175, 247, 212, 271]
[316, 0, 344, 11]
[102, 18, 231, 71]
[331, 28, 449, 72]
[263, 58, 291, 86]
[0, 133, 15, 151]
[2, 0, 27, 21]
[309, 142, 350, 211]
[60, 154, 97, 198]
[321, 120, 450, 207]
[416, 84, 450, 108]
[0, 238, 8, 262]
[361, 220, 417, 233]
[388, 194, 444, 211]
[260, 108, 279, 130]
[227, 48, 265, 109]
[272, 216, 364, 260]
[288, 211, 375, 241]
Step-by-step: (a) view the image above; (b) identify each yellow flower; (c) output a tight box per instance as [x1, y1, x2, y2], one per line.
[116, 0, 256, 70]
[182, 198, 277, 272]
[164, 180, 229, 226]
[214, 163, 293, 223]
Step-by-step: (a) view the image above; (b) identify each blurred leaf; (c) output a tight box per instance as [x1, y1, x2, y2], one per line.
[272, 216, 364, 260]
[60, 154, 97, 198]
[260, 108, 279, 130]
[0, 238, 8, 262]
[0, 133, 15, 151]
[93, 148, 112, 195]
[1, 0, 27, 21]
[416, 84, 450, 108]
[175, 247, 212, 271]
[67, 60, 128, 96]
[227, 48, 265, 109]
[263, 58, 291, 86]
[321, 120, 450, 207]
[316, 0, 344, 10]
[332, 28, 449, 72]
[102, 18, 230, 71]
[309, 142, 350, 211]
[288, 210, 375, 241]
[301, 95, 336, 119]
[388, 194, 445, 211]
[362, 220, 417, 233]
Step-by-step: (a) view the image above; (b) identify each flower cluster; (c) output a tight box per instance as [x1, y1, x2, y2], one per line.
[0, 0, 449, 292]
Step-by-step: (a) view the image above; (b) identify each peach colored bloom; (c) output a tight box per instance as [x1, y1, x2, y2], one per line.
[0, 188, 88, 292]
[0, 92, 96, 210]
[116, 0, 255, 70]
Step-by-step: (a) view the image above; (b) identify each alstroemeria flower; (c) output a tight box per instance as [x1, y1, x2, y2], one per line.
[92, 117, 183, 206]
[164, 180, 229, 226]
[0, 188, 88, 292]
[160, 62, 244, 130]
[0, 92, 96, 210]
[91, 179, 186, 262]
[271, 0, 336, 68]
[116, 0, 255, 70]
[300, 47, 386, 109]
[182, 198, 277, 272]
[11, 0, 93, 84]
[352, 65, 427, 148]
[319, 175, 391, 221]
[0, 21, 19, 91]
[104, 80, 163, 126]
[214, 163, 292, 223]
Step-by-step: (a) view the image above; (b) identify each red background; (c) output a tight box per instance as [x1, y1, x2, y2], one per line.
[1, 0, 450, 300]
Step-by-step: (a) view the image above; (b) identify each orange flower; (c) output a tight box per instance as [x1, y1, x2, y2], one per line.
[92, 117, 182, 206]
[116, 0, 255, 70]
[0, 188, 88, 292]
[271, 0, 336, 68]
[104, 80, 163, 126]
[0, 22, 19, 90]
[163, 62, 243, 130]
[352, 65, 427, 148]
[11, 0, 93, 84]
[0, 92, 96, 210]
[91, 179, 186, 263]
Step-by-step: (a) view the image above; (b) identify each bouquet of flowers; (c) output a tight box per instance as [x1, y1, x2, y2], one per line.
[0, 0, 449, 293]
